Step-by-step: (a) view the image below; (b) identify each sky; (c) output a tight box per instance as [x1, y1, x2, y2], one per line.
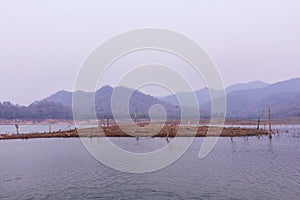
[1, 0, 300, 105]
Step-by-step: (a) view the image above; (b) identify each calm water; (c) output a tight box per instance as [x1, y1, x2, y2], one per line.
[1, 124, 300, 134]
[0, 127, 299, 199]
[0, 124, 76, 134]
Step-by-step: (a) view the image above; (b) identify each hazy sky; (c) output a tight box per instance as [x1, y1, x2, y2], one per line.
[1, 0, 300, 105]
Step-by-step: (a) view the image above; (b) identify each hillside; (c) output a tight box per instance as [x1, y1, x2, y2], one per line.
[0, 101, 72, 120]
[45, 90, 72, 107]
[1, 78, 299, 120]
[160, 80, 270, 106]
[200, 78, 300, 119]
[44, 85, 186, 119]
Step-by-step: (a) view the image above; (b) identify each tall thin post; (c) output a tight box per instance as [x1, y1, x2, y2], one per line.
[49, 124, 51, 133]
[134, 113, 138, 124]
[257, 110, 264, 130]
[106, 117, 109, 127]
[257, 116, 261, 130]
[15, 124, 19, 135]
[166, 129, 169, 143]
[268, 107, 272, 139]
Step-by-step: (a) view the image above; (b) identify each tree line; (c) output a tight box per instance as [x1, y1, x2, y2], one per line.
[0, 101, 73, 120]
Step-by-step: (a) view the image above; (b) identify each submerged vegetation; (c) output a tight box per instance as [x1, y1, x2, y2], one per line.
[0, 124, 268, 140]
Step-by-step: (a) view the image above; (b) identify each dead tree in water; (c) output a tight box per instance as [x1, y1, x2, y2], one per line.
[268, 107, 272, 139]
[257, 116, 261, 130]
[15, 124, 19, 135]
[106, 117, 109, 127]
[166, 131, 170, 143]
[257, 110, 264, 130]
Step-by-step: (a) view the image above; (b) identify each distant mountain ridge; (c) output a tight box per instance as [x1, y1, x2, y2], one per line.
[0, 78, 299, 120]
[159, 80, 270, 106]
[43, 78, 299, 119]
[199, 78, 300, 119]
[45, 90, 72, 107]
[43, 85, 185, 119]
[0, 100, 72, 120]
[225, 81, 269, 94]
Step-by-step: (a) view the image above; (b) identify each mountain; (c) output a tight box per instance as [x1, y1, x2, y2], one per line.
[160, 80, 270, 106]
[224, 78, 300, 103]
[45, 90, 72, 107]
[237, 92, 300, 118]
[43, 85, 190, 119]
[1, 85, 187, 120]
[93, 85, 183, 119]
[0, 100, 72, 120]
[225, 81, 269, 94]
[1, 78, 299, 120]
[159, 88, 218, 107]
[201, 78, 300, 119]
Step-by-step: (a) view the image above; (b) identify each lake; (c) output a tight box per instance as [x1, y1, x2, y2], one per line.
[0, 125, 299, 199]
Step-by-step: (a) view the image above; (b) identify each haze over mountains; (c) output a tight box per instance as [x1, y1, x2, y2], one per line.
[160, 80, 270, 106]
[44, 86, 182, 119]
[160, 78, 300, 118]
[199, 78, 300, 118]
[0, 78, 299, 120]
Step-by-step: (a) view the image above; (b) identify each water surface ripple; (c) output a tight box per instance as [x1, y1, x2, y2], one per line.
[0, 129, 299, 200]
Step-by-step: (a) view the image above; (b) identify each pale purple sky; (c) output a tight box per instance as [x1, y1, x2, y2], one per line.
[1, 0, 300, 105]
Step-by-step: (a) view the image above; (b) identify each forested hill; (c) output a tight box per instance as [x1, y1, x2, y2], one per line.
[1, 78, 300, 120]
[0, 101, 72, 120]
[0, 86, 183, 120]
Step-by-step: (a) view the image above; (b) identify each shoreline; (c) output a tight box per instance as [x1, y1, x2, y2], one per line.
[1, 118, 300, 126]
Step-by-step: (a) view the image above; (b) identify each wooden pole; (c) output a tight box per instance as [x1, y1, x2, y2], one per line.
[166, 130, 169, 143]
[268, 107, 272, 139]
[257, 110, 264, 130]
[257, 116, 261, 130]
[15, 124, 19, 135]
